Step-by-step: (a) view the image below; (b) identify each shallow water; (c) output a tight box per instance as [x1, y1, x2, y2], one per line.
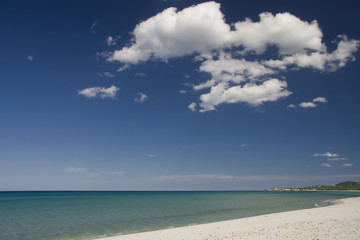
[1, 191, 359, 240]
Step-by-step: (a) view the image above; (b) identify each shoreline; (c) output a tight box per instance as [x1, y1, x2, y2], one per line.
[96, 197, 360, 240]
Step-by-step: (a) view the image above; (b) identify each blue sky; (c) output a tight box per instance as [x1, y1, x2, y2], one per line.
[1, 0, 360, 190]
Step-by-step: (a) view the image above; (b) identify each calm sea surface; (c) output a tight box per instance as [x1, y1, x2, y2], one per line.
[1, 191, 359, 240]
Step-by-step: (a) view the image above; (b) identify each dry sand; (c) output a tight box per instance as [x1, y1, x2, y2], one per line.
[97, 197, 360, 240]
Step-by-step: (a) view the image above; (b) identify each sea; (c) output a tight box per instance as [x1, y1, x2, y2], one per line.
[1, 191, 360, 240]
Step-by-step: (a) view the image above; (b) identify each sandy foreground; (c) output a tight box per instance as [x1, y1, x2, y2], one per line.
[97, 197, 360, 240]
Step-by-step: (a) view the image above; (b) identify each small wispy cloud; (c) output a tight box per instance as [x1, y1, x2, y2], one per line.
[241, 144, 248, 148]
[188, 102, 197, 112]
[88, 173, 100, 177]
[342, 163, 353, 167]
[322, 163, 333, 168]
[328, 157, 348, 161]
[314, 152, 339, 158]
[135, 73, 147, 77]
[78, 86, 119, 99]
[97, 72, 116, 78]
[154, 174, 234, 182]
[148, 154, 156, 158]
[179, 90, 187, 94]
[91, 20, 99, 34]
[96, 51, 112, 60]
[287, 104, 296, 109]
[134, 92, 149, 103]
[106, 36, 121, 46]
[64, 167, 88, 173]
[26, 55, 33, 61]
[117, 64, 129, 72]
[110, 171, 124, 176]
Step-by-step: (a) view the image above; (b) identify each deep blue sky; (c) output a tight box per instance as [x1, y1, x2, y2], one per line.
[1, 0, 359, 190]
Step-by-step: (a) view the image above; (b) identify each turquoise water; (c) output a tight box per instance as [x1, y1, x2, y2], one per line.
[1, 191, 359, 240]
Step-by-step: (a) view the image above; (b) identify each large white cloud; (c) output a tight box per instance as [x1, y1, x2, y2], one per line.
[108, 2, 326, 64]
[108, 1, 230, 64]
[107, 1, 359, 112]
[199, 79, 291, 112]
[194, 52, 275, 90]
[229, 12, 324, 55]
[264, 35, 360, 71]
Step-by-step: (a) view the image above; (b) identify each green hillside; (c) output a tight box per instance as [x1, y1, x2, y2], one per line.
[267, 181, 360, 191]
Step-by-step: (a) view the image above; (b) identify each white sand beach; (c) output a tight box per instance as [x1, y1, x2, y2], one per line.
[98, 197, 360, 240]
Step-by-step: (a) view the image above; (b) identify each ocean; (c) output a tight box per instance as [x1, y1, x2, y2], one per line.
[1, 191, 359, 240]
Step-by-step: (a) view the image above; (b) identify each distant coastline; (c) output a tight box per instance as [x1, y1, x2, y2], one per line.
[266, 181, 360, 192]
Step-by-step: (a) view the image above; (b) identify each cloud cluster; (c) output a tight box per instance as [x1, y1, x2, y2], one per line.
[314, 152, 353, 168]
[107, 1, 359, 112]
[78, 85, 119, 99]
[288, 96, 328, 109]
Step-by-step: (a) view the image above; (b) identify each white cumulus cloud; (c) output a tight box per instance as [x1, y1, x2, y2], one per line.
[313, 97, 327, 103]
[106, 1, 359, 112]
[199, 79, 291, 112]
[299, 102, 317, 108]
[78, 86, 119, 99]
[108, 2, 327, 63]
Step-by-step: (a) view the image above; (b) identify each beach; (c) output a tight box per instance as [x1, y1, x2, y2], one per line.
[98, 197, 360, 240]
